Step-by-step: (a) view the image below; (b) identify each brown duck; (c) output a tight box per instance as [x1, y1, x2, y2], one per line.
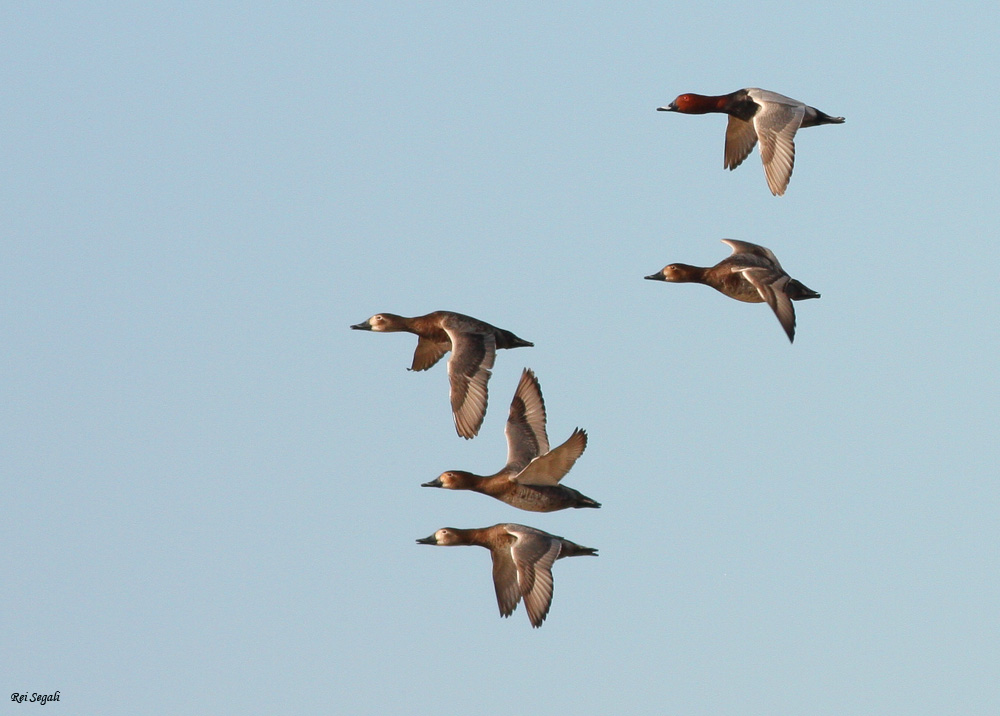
[422, 368, 598, 511]
[350, 311, 533, 439]
[417, 523, 597, 628]
[645, 239, 820, 342]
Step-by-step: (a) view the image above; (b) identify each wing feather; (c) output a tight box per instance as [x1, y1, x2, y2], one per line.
[724, 116, 758, 170]
[509, 530, 561, 628]
[504, 368, 548, 470]
[513, 428, 587, 486]
[739, 268, 796, 342]
[410, 336, 450, 371]
[490, 539, 521, 619]
[753, 103, 804, 196]
[446, 330, 496, 439]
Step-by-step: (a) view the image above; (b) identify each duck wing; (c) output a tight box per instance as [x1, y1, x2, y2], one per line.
[507, 526, 561, 628]
[490, 536, 522, 619]
[446, 329, 496, 439]
[751, 99, 804, 196]
[513, 428, 587, 486]
[721, 239, 784, 270]
[724, 116, 758, 170]
[410, 336, 451, 371]
[738, 267, 796, 342]
[504, 368, 549, 471]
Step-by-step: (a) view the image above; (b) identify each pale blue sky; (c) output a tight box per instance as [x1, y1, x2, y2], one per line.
[3, 3, 999, 715]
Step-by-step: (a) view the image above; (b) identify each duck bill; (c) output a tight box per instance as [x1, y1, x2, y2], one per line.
[350, 321, 372, 330]
[656, 103, 678, 112]
[644, 273, 666, 281]
[420, 478, 443, 488]
[415, 535, 438, 545]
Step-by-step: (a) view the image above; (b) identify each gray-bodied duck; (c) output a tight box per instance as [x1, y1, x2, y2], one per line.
[417, 523, 597, 628]
[422, 368, 598, 511]
[645, 239, 820, 342]
[351, 311, 533, 439]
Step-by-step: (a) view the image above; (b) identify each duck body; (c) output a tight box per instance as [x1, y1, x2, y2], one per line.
[423, 462, 599, 512]
[350, 311, 533, 438]
[422, 368, 598, 511]
[658, 88, 844, 195]
[416, 523, 597, 628]
[645, 239, 820, 342]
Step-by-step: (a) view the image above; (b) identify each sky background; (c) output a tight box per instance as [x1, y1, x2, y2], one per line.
[3, 3, 999, 715]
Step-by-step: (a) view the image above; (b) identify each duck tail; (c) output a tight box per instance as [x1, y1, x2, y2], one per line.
[560, 541, 599, 558]
[814, 109, 845, 125]
[786, 279, 821, 301]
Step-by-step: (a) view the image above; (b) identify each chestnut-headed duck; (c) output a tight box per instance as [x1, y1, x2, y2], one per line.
[422, 368, 598, 511]
[658, 88, 844, 196]
[417, 523, 597, 628]
[645, 239, 820, 343]
[351, 311, 533, 439]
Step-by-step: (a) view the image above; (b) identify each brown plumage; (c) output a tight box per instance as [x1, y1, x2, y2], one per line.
[645, 239, 820, 342]
[350, 311, 533, 439]
[422, 368, 598, 511]
[417, 523, 597, 628]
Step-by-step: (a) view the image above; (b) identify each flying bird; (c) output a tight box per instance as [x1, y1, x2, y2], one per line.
[351, 311, 532, 439]
[422, 368, 597, 511]
[658, 88, 844, 195]
[417, 523, 597, 628]
[645, 239, 820, 342]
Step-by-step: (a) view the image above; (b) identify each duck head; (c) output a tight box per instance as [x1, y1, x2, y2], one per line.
[421, 471, 476, 490]
[416, 528, 462, 546]
[657, 93, 717, 114]
[645, 264, 700, 283]
[350, 313, 403, 332]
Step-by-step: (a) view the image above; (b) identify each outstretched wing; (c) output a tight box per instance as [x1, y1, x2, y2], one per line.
[739, 267, 796, 342]
[490, 537, 521, 619]
[507, 526, 562, 628]
[446, 329, 496, 439]
[725, 115, 758, 170]
[410, 336, 451, 371]
[504, 368, 549, 471]
[513, 428, 587, 486]
[753, 101, 804, 196]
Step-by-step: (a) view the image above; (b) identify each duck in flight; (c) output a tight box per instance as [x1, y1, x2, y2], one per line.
[417, 523, 598, 628]
[351, 311, 533, 439]
[645, 240, 820, 342]
[422, 368, 598, 511]
[658, 88, 844, 196]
